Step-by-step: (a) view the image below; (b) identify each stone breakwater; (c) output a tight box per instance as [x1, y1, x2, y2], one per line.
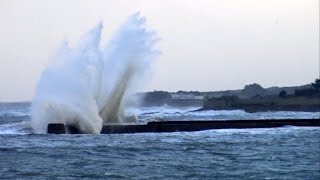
[48, 119, 320, 134]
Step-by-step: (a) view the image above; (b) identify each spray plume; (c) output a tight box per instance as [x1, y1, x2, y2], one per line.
[31, 13, 159, 134]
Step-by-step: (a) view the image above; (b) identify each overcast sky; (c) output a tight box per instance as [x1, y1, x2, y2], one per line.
[0, 0, 319, 101]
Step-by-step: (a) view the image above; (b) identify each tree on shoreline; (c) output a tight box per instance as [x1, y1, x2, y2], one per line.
[294, 79, 320, 97]
[311, 79, 320, 90]
[279, 90, 287, 98]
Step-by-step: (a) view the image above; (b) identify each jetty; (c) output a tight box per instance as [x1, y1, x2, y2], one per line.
[47, 119, 320, 134]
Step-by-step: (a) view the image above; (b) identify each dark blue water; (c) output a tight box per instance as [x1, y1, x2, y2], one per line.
[0, 103, 319, 179]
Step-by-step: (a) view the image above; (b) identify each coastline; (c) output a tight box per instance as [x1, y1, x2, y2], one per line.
[200, 95, 320, 113]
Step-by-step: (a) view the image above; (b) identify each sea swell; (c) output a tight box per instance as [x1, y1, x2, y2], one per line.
[0, 127, 319, 179]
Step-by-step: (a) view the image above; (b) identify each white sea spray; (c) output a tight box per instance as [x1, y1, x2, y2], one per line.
[31, 13, 159, 133]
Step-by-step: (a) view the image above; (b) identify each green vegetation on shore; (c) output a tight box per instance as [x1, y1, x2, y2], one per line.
[135, 79, 320, 113]
[202, 79, 320, 112]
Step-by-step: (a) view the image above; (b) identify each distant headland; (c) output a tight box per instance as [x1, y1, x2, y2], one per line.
[134, 79, 320, 113]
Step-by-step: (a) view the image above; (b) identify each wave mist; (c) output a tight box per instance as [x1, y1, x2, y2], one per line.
[31, 13, 159, 134]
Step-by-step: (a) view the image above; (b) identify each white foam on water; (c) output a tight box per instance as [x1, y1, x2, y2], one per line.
[0, 122, 30, 135]
[0, 111, 29, 118]
[133, 106, 320, 121]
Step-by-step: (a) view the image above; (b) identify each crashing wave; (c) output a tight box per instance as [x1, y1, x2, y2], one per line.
[31, 13, 159, 134]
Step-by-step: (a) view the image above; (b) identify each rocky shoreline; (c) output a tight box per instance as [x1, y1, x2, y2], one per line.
[200, 95, 320, 113]
[133, 79, 320, 113]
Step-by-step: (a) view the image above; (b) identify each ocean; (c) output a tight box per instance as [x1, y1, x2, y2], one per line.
[0, 102, 319, 179]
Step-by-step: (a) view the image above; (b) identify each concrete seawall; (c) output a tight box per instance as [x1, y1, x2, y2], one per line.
[48, 119, 320, 134]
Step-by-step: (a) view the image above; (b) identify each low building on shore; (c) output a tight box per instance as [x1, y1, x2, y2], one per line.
[170, 93, 204, 100]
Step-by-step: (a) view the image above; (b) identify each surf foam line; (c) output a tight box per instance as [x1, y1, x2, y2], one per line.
[31, 13, 160, 134]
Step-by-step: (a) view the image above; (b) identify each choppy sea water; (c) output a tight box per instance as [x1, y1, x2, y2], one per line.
[0, 102, 319, 179]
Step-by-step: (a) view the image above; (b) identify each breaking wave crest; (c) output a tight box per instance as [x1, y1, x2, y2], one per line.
[31, 13, 159, 134]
